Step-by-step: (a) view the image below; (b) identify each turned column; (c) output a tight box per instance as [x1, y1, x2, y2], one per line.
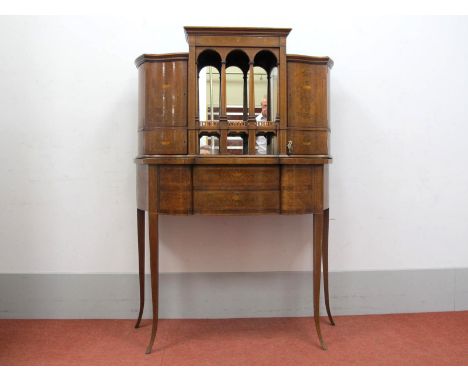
[267, 71, 271, 121]
[248, 61, 255, 121]
[243, 72, 248, 121]
[248, 61, 256, 154]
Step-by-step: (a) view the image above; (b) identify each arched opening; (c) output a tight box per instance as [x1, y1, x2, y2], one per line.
[197, 49, 222, 72]
[253, 66, 268, 121]
[226, 50, 250, 121]
[254, 50, 278, 122]
[199, 66, 220, 122]
[198, 50, 222, 122]
[225, 66, 244, 121]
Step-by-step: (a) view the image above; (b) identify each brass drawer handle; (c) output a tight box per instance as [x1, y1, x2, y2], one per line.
[232, 194, 241, 201]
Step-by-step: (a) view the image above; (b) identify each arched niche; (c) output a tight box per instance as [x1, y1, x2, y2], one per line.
[253, 66, 268, 120]
[198, 50, 222, 122]
[254, 50, 278, 121]
[226, 49, 249, 73]
[226, 50, 250, 121]
[254, 49, 278, 73]
[197, 49, 222, 72]
[199, 66, 220, 122]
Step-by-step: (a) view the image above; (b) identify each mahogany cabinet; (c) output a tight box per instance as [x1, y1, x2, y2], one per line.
[134, 27, 335, 354]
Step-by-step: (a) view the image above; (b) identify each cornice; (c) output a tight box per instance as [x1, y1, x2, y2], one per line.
[184, 26, 292, 42]
[287, 54, 334, 69]
[134, 53, 189, 68]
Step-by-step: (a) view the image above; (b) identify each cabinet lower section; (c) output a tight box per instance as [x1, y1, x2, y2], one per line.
[137, 162, 329, 214]
[135, 155, 333, 354]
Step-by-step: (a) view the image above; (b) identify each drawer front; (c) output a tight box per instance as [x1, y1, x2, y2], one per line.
[193, 165, 279, 191]
[281, 191, 321, 213]
[281, 165, 324, 213]
[157, 165, 192, 214]
[159, 191, 192, 214]
[281, 165, 318, 190]
[194, 191, 280, 214]
[287, 130, 329, 155]
[159, 165, 191, 190]
[139, 129, 187, 155]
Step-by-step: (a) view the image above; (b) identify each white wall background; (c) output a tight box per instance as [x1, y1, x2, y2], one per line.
[1, 14, 468, 274]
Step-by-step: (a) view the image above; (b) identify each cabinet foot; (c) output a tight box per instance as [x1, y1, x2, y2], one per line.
[145, 321, 159, 354]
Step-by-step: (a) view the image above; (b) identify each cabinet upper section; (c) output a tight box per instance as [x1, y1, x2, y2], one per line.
[135, 27, 333, 157]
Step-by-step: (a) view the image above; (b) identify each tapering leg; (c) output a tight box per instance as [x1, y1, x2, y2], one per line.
[135, 209, 145, 329]
[323, 208, 335, 326]
[313, 213, 327, 350]
[145, 212, 159, 354]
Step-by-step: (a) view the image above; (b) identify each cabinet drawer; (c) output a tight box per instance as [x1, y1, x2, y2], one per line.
[139, 129, 187, 155]
[281, 190, 320, 213]
[157, 165, 192, 214]
[159, 165, 191, 190]
[193, 165, 279, 191]
[194, 191, 280, 214]
[159, 190, 192, 214]
[281, 165, 324, 213]
[281, 165, 318, 190]
[287, 130, 328, 155]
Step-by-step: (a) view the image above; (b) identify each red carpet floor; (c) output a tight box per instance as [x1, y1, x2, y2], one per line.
[1, 311, 467, 365]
